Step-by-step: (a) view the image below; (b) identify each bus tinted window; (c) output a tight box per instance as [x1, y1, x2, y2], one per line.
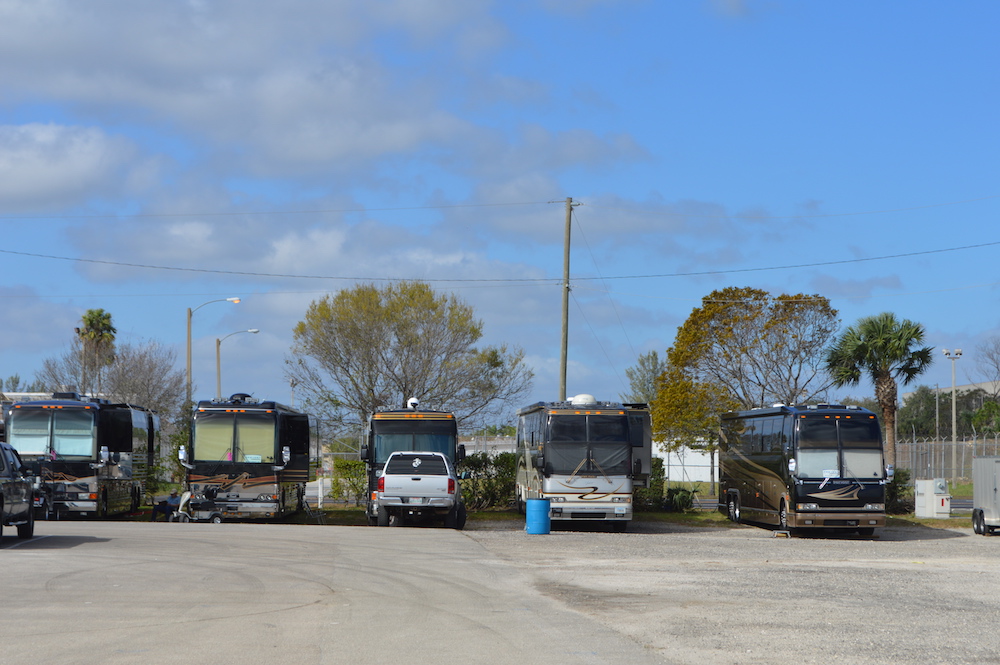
[798, 419, 838, 448]
[549, 415, 586, 442]
[590, 415, 628, 442]
[839, 419, 881, 448]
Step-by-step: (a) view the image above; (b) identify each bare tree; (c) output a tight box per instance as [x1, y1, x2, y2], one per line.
[974, 336, 1000, 401]
[36, 339, 185, 420]
[287, 281, 533, 432]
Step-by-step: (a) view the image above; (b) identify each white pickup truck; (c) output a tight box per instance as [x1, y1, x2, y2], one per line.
[376, 451, 467, 529]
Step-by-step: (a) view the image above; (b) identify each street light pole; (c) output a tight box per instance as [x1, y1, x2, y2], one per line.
[216, 329, 259, 400]
[943, 349, 962, 485]
[186, 297, 241, 406]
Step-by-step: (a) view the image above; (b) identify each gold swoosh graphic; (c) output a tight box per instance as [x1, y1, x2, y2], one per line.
[808, 486, 861, 501]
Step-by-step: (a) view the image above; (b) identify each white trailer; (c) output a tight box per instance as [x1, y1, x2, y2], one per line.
[972, 456, 1000, 535]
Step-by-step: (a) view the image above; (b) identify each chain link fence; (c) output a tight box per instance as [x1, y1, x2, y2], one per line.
[896, 436, 1000, 481]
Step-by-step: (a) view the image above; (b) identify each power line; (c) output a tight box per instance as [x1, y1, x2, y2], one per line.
[2, 238, 996, 283]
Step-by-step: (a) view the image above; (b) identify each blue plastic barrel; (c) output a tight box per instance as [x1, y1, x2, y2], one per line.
[525, 498, 551, 534]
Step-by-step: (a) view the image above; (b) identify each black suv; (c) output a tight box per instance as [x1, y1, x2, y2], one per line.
[0, 441, 34, 539]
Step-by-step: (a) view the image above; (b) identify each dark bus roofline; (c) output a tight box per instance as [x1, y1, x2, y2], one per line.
[517, 400, 632, 415]
[371, 409, 456, 419]
[722, 403, 877, 419]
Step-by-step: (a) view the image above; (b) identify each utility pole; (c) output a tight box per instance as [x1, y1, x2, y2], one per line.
[558, 197, 578, 401]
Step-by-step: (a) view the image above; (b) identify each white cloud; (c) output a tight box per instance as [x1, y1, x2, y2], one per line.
[0, 124, 139, 209]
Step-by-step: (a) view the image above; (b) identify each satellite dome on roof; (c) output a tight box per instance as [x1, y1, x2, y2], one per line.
[569, 394, 597, 406]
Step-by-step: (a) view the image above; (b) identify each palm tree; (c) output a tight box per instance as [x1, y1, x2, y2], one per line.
[824, 312, 933, 468]
[76, 308, 117, 396]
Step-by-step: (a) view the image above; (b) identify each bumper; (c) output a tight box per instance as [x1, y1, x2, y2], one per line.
[549, 503, 632, 521]
[788, 511, 885, 529]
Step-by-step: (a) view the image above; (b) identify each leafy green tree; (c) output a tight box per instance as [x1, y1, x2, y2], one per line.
[621, 350, 667, 405]
[652, 287, 838, 459]
[896, 385, 940, 439]
[972, 400, 1000, 437]
[287, 281, 533, 431]
[662, 287, 839, 409]
[825, 312, 933, 468]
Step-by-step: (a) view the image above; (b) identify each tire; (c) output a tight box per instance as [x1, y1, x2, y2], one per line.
[728, 495, 741, 523]
[377, 508, 389, 527]
[179, 514, 191, 523]
[210, 515, 223, 524]
[973, 510, 984, 535]
[99, 493, 109, 519]
[389, 511, 405, 527]
[444, 505, 458, 529]
[778, 501, 788, 530]
[456, 503, 467, 530]
[17, 509, 34, 539]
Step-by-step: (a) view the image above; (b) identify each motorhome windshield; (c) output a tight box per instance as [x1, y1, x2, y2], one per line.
[797, 417, 884, 479]
[8, 408, 95, 458]
[193, 411, 276, 463]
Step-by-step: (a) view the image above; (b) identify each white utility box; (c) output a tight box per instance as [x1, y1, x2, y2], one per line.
[914, 478, 951, 518]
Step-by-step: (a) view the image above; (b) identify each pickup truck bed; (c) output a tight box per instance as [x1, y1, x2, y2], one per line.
[376, 451, 466, 529]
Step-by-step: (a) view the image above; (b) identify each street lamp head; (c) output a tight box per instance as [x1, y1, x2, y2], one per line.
[955, 349, 963, 357]
[248, 328, 259, 334]
[227, 297, 241, 304]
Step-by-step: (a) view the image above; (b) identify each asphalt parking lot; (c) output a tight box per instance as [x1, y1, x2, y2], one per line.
[3, 518, 997, 665]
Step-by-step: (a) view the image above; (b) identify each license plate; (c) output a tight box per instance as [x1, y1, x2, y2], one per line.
[410, 497, 425, 504]
[614, 506, 627, 515]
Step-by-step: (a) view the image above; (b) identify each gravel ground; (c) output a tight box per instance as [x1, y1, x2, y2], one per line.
[465, 520, 1000, 665]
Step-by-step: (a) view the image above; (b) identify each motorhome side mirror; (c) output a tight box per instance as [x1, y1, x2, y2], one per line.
[633, 458, 642, 477]
[534, 454, 544, 470]
[457, 444, 466, 463]
[282, 446, 291, 465]
[179, 446, 189, 463]
[886, 464, 895, 480]
[788, 458, 797, 476]
[100, 446, 111, 463]
[360, 445, 369, 461]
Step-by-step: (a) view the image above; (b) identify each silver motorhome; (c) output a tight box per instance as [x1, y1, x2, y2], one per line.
[972, 456, 1000, 535]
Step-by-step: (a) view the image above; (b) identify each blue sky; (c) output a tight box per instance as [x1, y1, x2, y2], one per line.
[0, 1, 998, 416]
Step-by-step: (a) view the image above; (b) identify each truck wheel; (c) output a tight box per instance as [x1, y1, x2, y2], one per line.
[973, 510, 983, 535]
[377, 509, 389, 527]
[389, 511, 405, 527]
[456, 504, 467, 530]
[17, 510, 34, 539]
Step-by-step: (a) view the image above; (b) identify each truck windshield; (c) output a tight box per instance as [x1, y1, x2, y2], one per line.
[8, 408, 95, 458]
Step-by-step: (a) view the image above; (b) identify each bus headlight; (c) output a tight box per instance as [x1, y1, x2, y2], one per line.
[864, 503, 885, 511]
[548, 496, 566, 502]
[611, 497, 631, 503]
[796, 503, 819, 511]
[257, 494, 278, 501]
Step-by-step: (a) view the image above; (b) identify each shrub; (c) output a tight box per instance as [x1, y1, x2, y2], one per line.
[886, 467, 914, 514]
[458, 451, 516, 509]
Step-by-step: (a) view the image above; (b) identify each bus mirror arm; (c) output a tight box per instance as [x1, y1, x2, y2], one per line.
[90, 445, 112, 469]
[885, 464, 894, 480]
[178, 446, 194, 470]
[272, 446, 292, 471]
